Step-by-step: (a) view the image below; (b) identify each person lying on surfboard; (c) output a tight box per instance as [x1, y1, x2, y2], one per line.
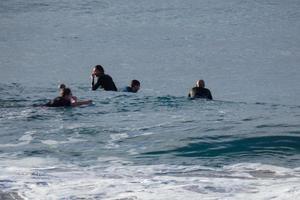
[59, 84, 78, 103]
[45, 88, 92, 107]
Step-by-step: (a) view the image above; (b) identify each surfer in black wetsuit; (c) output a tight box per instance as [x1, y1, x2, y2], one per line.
[188, 80, 213, 100]
[59, 84, 77, 103]
[91, 65, 117, 91]
[45, 88, 92, 107]
[122, 80, 140, 93]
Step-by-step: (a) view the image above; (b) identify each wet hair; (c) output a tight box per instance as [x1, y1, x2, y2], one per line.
[94, 65, 104, 73]
[59, 84, 66, 89]
[131, 80, 140, 87]
[197, 80, 205, 88]
[62, 88, 72, 97]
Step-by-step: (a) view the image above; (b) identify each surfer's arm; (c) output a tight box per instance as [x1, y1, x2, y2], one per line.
[207, 90, 213, 100]
[91, 76, 101, 90]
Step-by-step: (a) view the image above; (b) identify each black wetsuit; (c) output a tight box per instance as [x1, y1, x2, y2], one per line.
[189, 87, 213, 100]
[92, 74, 117, 91]
[122, 86, 136, 93]
[45, 97, 71, 107]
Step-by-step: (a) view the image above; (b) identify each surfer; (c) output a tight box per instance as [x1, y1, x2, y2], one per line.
[91, 65, 117, 91]
[122, 80, 141, 93]
[188, 80, 213, 100]
[45, 88, 92, 107]
[59, 84, 77, 103]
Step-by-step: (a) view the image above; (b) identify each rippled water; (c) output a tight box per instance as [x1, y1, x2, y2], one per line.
[0, 83, 300, 199]
[1, 0, 300, 199]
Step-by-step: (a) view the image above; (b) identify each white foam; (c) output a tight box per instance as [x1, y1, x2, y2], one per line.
[105, 133, 129, 149]
[18, 134, 33, 142]
[5, 110, 31, 120]
[41, 138, 87, 146]
[224, 163, 298, 177]
[140, 132, 155, 136]
[41, 140, 59, 145]
[0, 157, 59, 169]
[0, 131, 36, 147]
[127, 149, 139, 155]
[110, 133, 129, 141]
[1, 160, 300, 200]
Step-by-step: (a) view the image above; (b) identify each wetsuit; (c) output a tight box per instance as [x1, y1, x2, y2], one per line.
[45, 97, 71, 107]
[189, 87, 213, 100]
[92, 74, 117, 91]
[122, 86, 136, 93]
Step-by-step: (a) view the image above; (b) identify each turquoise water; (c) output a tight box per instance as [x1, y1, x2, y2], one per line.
[1, 0, 300, 199]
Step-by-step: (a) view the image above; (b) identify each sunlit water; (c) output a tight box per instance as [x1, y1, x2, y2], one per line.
[1, 0, 300, 199]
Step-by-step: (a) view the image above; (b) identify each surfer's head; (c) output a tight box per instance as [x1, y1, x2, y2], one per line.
[196, 80, 205, 88]
[59, 84, 66, 89]
[59, 84, 66, 96]
[61, 88, 72, 100]
[92, 65, 104, 77]
[131, 80, 140, 93]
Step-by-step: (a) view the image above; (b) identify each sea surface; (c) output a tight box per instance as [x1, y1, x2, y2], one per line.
[1, 0, 300, 199]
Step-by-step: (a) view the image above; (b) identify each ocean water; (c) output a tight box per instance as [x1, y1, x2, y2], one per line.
[1, 0, 300, 199]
